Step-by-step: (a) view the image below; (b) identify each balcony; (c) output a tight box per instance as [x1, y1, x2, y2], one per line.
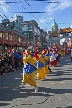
[0, 30, 30, 47]
[2, 39, 9, 45]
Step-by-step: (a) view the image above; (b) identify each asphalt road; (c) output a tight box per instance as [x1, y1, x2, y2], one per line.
[0, 55, 72, 108]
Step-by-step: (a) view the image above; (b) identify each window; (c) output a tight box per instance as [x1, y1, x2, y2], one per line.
[38, 37, 40, 41]
[21, 38, 23, 42]
[12, 35, 16, 41]
[34, 26, 37, 33]
[69, 33, 71, 36]
[0, 33, 2, 40]
[22, 25, 28, 31]
[28, 41, 29, 44]
[37, 29, 40, 36]
[9, 34, 12, 41]
[18, 37, 21, 42]
[3, 33, 8, 40]
[24, 33, 27, 35]
[28, 24, 32, 30]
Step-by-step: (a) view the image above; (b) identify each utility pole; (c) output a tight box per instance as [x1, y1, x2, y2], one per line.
[58, 28, 61, 48]
[32, 24, 35, 46]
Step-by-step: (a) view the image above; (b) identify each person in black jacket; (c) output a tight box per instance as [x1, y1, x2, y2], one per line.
[14, 55, 19, 70]
[0, 54, 3, 76]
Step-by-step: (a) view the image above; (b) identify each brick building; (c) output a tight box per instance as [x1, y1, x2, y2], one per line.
[0, 19, 29, 52]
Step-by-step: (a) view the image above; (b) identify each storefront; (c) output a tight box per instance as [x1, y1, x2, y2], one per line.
[0, 30, 30, 53]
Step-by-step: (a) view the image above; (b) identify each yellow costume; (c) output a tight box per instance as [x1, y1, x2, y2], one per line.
[43, 54, 50, 74]
[36, 54, 46, 80]
[22, 53, 38, 90]
[58, 50, 61, 55]
[61, 50, 64, 56]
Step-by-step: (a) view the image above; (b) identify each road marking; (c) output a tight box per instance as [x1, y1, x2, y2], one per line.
[20, 92, 27, 93]
[51, 82, 65, 84]
[25, 84, 39, 86]
[0, 86, 20, 88]
[59, 82, 65, 84]
[15, 78, 21, 79]
[0, 86, 13, 88]
[68, 103, 72, 106]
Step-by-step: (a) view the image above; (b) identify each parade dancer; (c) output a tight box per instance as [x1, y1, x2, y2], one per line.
[71, 48, 72, 61]
[58, 49, 61, 61]
[42, 49, 50, 74]
[50, 52, 57, 67]
[36, 50, 46, 80]
[22, 49, 38, 92]
[67, 47, 70, 55]
[61, 49, 64, 57]
[47, 48, 52, 72]
[54, 50, 59, 64]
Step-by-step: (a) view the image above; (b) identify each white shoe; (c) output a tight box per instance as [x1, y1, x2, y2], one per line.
[22, 83, 25, 87]
[35, 87, 38, 92]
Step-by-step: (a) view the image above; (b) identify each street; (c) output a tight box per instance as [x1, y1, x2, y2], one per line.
[0, 55, 72, 108]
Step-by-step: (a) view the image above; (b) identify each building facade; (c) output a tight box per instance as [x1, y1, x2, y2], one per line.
[40, 29, 47, 49]
[0, 19, 30, 52]
[52, 19, 58, 32]
[21, 20, 42, 46]
[50, 19, 60, 46]
[60, 27, 72, 49]
[0, 14, 48, 52]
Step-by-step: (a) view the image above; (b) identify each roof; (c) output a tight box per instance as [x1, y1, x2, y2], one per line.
[60, 27, 71, 34]
[21, 20, 38, 26]
[52, 19, 58, 27]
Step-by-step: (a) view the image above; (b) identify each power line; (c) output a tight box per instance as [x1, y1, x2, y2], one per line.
[46, 23, 52, 29]
[1, 0, 51, 31]
[25, 0, 54, 31]
[2, 13, 9, 19]
[0, 13, 28, 37]
[3, 0, 56, 30]
[23, 0, 52, 31]
[14, 0, 37, 23]
[0, 0, 60, 2]
[0, 0, 55, 31]
[42, 1, 60, 3]
[17, 0, 50, 31]
[0, 2, 17, 4]
[0, 14, 3, 19]
[22, 0, 58, 1]
[9, 12, 48, 13]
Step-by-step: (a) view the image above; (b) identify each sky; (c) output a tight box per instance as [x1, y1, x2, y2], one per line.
[0, 0, 72, 31]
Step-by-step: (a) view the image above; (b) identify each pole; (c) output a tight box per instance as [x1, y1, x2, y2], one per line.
[32, 24, 35, 46]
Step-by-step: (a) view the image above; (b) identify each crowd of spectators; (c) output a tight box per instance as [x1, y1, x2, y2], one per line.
[0, 51, 23, 75]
